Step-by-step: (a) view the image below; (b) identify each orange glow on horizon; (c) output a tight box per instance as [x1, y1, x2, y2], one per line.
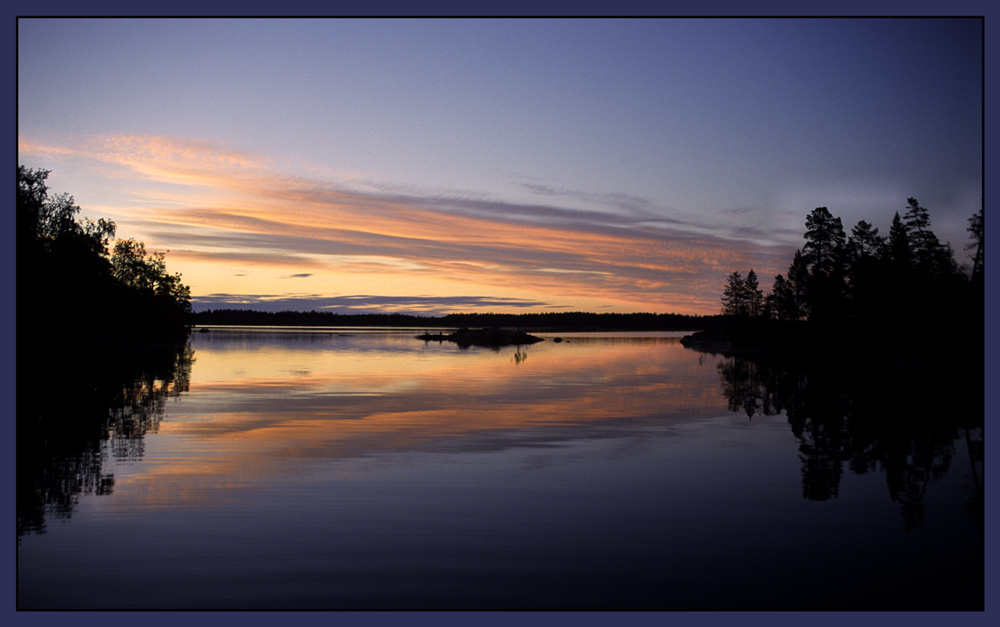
[18, 134, 792, 316]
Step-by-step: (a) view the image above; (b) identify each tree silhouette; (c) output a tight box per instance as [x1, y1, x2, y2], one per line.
[744, 269, 764, 318]
[17, 166, 191, 350]
[845, 220, 886, 321]
[801, 207, 847, 323]
[727, 199, 976, 336]
[705, 195, 983, 533]
[966, 202, 984, 288]
[887, 212, 912, 270]
[766, 274, 798, 321]
[847, 220, 885, 261]
[786, 249, 810, 320]
[903, 197, 959, 281]
[112, 238, 192, 314]
[803, 207, 846, 277]
[720, 269, 765, 318]
[721, 271, 747, 316]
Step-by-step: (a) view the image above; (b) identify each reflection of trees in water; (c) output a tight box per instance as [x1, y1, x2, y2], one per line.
[17, 343, 194, 538]
[716, 355, 983, 530]
[963, 424, 984, 524]
[512, 346, 528, 364]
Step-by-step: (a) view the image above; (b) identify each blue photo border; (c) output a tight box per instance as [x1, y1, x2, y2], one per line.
[5, 1, 994, 626]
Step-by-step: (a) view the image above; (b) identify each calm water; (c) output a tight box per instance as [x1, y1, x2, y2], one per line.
[16, 328, 983, 610]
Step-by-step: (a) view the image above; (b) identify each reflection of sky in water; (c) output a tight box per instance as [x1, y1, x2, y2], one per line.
[107, 330, 732, 509]
[19, 329, 982, 610]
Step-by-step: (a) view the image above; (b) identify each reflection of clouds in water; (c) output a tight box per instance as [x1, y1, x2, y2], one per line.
[128, 333, 724, 507]
[168, 330, 984, 535]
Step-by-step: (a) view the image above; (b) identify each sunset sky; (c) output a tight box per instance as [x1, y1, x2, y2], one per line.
[17, 17, 983, 316]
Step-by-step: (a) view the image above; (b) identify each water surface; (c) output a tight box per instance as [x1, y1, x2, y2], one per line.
[16, 328, 983, 609]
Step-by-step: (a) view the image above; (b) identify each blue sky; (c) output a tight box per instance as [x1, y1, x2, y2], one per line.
[17, 17, 983, 315]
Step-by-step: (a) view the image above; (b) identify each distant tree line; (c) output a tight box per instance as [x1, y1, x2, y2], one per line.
[17, 167, 192, 355]
[192, 309, 710, 331]
[719, 199, 983, 351]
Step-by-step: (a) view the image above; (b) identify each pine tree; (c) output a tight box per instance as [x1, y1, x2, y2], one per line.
[967, 202, 984, 286]
[847, 220, 885, 263]
[744, 269, 764, 318]
[786, 250, 810, 321]
[903, 198, 957, 280]
[845, 220, 886, 319]
[768, 274, 800, 321]
[803, 207, 847, 278]
[721, 271, 747, 316]
[802, 208, 847, 322]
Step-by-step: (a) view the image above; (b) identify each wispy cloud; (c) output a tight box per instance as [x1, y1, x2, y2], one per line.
[519, 182, 658, 216]
[19, 134, 796, 315]
[193, 293, 551, 315]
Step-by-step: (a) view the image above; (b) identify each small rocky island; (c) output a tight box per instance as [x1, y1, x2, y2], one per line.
[417, 328, 544, 348]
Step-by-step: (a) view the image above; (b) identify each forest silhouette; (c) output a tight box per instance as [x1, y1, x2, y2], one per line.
[17, 166, 196, 538]
[694, 199, 984, 532]
[689, 199, 984, 363]
[17, 166, 192, 361]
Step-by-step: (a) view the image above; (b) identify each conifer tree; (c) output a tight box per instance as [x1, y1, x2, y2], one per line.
[967, 202, 984, 286]
[767, 274, 801, 321]
[802, 208, 847, 322]
[744, 269, 764, 318]
[721, 271, 747, 316]
[786, 250, 810, 321]
[803, 207, 847, 278]
[845, 220, 886, 319]
[902, 198, 958, 280]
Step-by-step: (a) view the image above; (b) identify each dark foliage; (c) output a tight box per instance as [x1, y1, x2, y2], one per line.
[714, 351, 982, 531]
[967, 201, 984, 291]
[716, 200, 984, 362]
[17, 166, 196, 536]
[17, 342, 194, 538]
[17, 167, 192, 362]
[694, 198, 985, 534]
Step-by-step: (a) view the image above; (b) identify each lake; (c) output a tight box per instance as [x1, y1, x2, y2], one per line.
[16, 327, 983, 610]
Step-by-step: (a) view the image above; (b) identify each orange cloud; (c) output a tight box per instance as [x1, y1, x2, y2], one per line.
[18, 133, 796, 315]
